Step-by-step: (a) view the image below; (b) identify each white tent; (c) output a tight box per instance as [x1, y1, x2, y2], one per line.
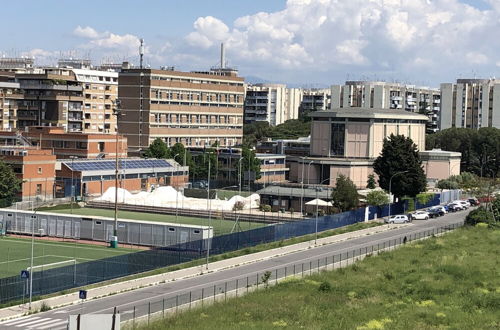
[305, 199, 333, 207]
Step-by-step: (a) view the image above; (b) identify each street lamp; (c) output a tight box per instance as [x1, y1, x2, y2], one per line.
[307, 160, 314, 185]
[69, 156, 77, 214]
[28, 203, 49, 310]
[111, 99, 121, 248]
[388, 170, 409, 221]
[206, 157, 212, 270]
[300, 157, 306, 215]
[314, 178, 331, 245]
[238, 157, 243, 196]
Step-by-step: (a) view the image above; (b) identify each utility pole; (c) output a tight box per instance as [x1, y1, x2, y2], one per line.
[111, 99, 121, 248]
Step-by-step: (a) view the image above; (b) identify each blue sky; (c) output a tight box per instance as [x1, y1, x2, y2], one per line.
[1, 0, 498, 87]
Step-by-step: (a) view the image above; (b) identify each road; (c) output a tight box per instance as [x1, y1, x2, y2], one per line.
[0, 210, 469, 330]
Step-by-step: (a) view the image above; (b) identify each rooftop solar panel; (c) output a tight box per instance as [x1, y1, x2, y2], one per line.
[65, 159, 172, 172]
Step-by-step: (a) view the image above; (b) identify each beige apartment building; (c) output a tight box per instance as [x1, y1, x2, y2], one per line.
[440, 79, 500, 130]
[0, 58, 118, 134]
[0, 80, 23, 130]
[331, 81, 440, 133]
[118, 67, 245, 153]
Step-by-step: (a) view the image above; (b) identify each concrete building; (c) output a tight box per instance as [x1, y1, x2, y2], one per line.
[331, 81, 440, 133]
[118, 67, 244, 154]
[292, 108, 428, 188]
[1, 146, 56, 201]
[0, 80, 23, 130]
[0, 58, 119, 134]
[440, 79, 500, 130]
[244, 85, 330, 126]
[0, 126, 127, 159]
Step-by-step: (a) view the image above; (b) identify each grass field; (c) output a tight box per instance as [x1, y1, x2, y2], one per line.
[41, 205, 264, 236]
[141, 226, 500, 330]
[0, 237, 136, 279]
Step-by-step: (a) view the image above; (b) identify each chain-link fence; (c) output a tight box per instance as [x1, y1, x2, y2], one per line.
[118, 221, 465, 328]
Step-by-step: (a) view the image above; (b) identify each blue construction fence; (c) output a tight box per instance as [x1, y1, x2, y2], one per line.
[0, 190, 460, 304]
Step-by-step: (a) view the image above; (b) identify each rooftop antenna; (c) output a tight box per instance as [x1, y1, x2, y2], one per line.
[220, 43, 226, 69]
[139, 38, 144, 69]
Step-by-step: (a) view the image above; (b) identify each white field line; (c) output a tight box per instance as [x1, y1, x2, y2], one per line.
[0, 238, 133, 254]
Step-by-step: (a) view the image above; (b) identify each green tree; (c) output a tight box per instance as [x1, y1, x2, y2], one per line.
[436, 179, 459, 190]
[465, 207, 495, 226]
[366, 190, 389, 206]
[366, 174, 376, 189]
[143, 138, 171, 159]
[0, 160, 21, 202]
[192, 147, 217, 180]
[373, 134, 427, 199]
[241, 146, 261, 186]
[331, 174, 359, 212]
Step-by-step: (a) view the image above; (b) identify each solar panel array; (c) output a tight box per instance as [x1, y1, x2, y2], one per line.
[66, 159, 172, 172]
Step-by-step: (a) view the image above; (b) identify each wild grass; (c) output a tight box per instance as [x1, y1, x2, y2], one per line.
[141, 226, 500, 330]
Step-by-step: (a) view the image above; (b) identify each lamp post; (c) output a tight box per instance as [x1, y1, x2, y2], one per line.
[238, 157, 243, 196]
[300, 157, 306, 215]
[69, 156, 77, 214]
[206, 157, 212, 270]
[28, 203, 49, 311]
[314, 178, 331, 245]
[172, 153, 180, 223]
[307, 160, 313, 185]
[388, 170, 409, 221]
[111, 99, 121, 248]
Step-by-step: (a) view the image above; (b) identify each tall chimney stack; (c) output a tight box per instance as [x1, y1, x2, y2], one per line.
[220, 43, 225, 69]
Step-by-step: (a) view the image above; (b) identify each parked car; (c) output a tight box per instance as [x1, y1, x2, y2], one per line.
[447, 203, 463, 212]
[427, 208, 443, 218]
[432, 206, 448, 215]
[442, 204, 450, 212]
[411, 211, 430, 220]
[385, 214, 410, 224]
[468, 198, 480, 206]
[454, 200, 470, 209]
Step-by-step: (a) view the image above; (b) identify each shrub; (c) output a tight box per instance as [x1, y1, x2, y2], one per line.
[232, 201, 245, 211]
[318, 281, 332, 292]
[465, 207, 495, 226]
[39, 302, 51, 312]
[260, 204, 272, 212]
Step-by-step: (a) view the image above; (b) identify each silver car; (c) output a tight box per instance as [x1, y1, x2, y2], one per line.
[385, 215, 410, 224]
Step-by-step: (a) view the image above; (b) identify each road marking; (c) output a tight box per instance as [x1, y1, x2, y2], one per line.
[26, 318, 65, 328]
[9, 317, 51, 327]
[35, 319, 67, 329]
[0, 316, 41, 325]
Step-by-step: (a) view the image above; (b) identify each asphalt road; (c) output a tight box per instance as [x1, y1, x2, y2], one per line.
[0, 210, 470, 330]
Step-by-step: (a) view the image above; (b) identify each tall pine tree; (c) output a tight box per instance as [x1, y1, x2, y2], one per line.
[373, 134, 426, 199]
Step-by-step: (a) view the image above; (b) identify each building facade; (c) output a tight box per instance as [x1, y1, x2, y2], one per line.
[440, 79, 500, 130]
[118, 68, 245, 154]
[331, 81, 440, 133]
[0, 58, 119, 134]
[0, 80, 23, 130]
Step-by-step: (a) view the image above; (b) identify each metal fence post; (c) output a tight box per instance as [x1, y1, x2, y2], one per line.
[148, 301, 151, 325]
[275, 269, 278, 284]
[310, 261, 312, 275]
[202, 288, 204, 307]
[214, 284, 216, 303]
[236, 279, 238, 297]
[176, 295, 179, 313]
[247, 276, 249, 293]
[133, 306, 136, 330]
[293, 264, 296, 275]
[189, 291, 192, 309]
[225, 282, 227, 301]
[162, 298, 165, 318]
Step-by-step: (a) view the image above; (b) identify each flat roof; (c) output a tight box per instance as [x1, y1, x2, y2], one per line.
[310, 107, 429, 121]
[257, 185, 333, 199]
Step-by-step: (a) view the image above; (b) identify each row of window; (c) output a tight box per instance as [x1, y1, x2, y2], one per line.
[150, 75, 243, 87]
[152, 113, 241, 125]
[81, 171, 187, 182]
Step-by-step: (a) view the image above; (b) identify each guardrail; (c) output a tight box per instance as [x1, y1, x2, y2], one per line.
[119, 221, 464, 327]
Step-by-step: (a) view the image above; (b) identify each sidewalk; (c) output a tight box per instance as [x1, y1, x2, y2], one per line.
[0, 223, 406, 321]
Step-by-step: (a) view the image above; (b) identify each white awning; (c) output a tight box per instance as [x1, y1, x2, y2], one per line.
[305, 199, 333, 207]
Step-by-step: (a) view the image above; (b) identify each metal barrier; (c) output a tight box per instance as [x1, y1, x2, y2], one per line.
[118, 221, 465, 327]
[0, 190, 459, 304]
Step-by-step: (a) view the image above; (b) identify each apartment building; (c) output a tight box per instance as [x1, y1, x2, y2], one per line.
[118, 67, 245, 154]
[331, 81, 441, 133]
[244, 85, 331, 126]
[440, 79, 500, 130]
[0, 58, 118, 134]
[0, 80, 22, 130]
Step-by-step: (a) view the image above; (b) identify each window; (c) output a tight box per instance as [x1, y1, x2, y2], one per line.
[330, 123, 345, 156]
[168, 227, 176, 232]
[38, 167, 42, 174]
[76, 142, 87, 149]
[36, 184, 42, 195]
[52, 140, 63, 148]
[193, 229, 201, 234]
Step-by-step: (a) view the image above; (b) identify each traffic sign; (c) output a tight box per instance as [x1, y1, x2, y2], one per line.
[79, 290, 87, 300]
[20, 270, 29, 279]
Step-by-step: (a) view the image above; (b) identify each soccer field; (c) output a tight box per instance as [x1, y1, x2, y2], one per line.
[0, 237, 136, 279]
[43, 206, 264, 236]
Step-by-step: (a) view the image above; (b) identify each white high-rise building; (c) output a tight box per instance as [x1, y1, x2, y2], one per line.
[331, 81, 440, 133]
[440, 79, 500, 130]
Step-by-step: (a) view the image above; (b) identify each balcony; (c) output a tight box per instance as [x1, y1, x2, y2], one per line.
[20, 83, 83, 92]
